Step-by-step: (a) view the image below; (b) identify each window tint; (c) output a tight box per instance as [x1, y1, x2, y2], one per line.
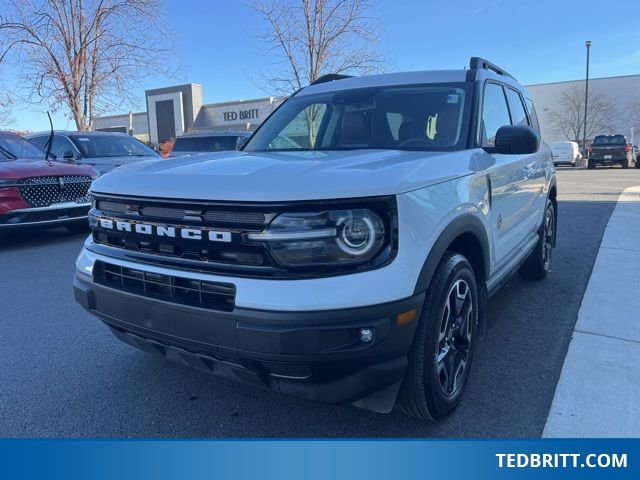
[480, 83, 511, 147]
[593, 135, 626, 144]
[28, 135, 49, 150]
[524, 97, 540, 133]
[51, 136, 76, 159]
[173, 136, 239, 152]
[70, 134, 157, 158]
[0, 132, 46, 159]
[505, 88, 529, 126]
[244, 84, 472, 152]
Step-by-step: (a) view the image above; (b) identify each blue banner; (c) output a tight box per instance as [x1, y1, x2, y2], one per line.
[0, 439, 637, 479]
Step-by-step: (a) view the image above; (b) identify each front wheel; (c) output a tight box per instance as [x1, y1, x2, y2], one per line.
[519, 199, 555, 280]
[587, 159, 596, 169]
[396, 252, 478, 420]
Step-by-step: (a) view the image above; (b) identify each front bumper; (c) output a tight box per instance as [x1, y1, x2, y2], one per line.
[0, 202, 90, 231]
[74, 272, 423, 405]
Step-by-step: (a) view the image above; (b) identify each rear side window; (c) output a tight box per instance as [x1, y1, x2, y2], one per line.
[524, 97, 540, 133]
[480, 83, 511, 147]
[173, 136, 239, 152]
[505, 88, 529, 126]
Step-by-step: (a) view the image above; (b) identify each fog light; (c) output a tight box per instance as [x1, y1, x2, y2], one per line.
[359, 328, 374, 343]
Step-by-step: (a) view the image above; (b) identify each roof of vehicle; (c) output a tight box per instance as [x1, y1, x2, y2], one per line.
[177, 130, 252, 138]
[297, 64, 528, 98]
[25, 130, 130, 138]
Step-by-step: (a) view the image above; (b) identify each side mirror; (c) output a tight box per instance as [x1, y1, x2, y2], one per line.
[484, 125, 540, 155]
[62, 150, 75, 160]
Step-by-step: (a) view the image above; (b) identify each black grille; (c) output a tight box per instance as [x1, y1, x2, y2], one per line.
[93, 261, 235, 311]
[93, 196, 272, 267]
[0, 206, 89, 224]
[19, 176, 92, 207]
[97, 199, 268, 226]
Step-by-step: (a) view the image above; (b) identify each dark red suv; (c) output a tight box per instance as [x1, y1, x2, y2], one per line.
[0, 131, 98, 235]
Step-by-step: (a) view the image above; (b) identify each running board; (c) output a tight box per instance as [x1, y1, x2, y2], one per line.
[486, 234, 539, 297]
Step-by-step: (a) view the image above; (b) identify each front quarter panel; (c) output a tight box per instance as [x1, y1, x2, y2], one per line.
[397, 171, 492, 294]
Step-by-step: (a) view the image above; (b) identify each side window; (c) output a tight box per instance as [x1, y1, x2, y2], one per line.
[51, 136, 75, 159]
[28, 135, 48, 151]
[524, 97, 540, 133]
[480, 83, 511, 147]
[505, 88, 529, 126]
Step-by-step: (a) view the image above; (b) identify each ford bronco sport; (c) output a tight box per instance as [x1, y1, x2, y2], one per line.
[74, 58, 557, 420]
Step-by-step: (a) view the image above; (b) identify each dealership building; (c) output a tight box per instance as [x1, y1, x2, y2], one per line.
[94, 74, 640, 146]
[93, 84, 285, 144]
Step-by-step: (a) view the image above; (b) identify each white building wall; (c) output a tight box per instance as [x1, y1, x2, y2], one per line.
[198, 97, 285, 131]
[526, 75, 640, 145]
[93, 112, 149, 141]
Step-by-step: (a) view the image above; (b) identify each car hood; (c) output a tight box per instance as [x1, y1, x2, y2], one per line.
[169, 151, 201, 157]
[80, 155, 159, 167]
[78, 155, 159, 175]
[91, 149, 492, 202]
[0, 157, 97, 180]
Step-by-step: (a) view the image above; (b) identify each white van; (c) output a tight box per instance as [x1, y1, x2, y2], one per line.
[551, 141, 581, 166]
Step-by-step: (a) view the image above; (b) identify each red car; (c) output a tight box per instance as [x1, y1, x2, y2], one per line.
[0, 131, 98, 236]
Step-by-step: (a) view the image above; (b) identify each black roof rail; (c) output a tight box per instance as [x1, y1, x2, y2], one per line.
[469, 57, 516, 80]
[310, 74, 353, 85]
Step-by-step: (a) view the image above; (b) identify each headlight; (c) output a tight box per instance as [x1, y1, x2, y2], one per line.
[247, 207, 392, 270]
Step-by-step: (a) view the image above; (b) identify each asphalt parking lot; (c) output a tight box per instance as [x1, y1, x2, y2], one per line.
[2, 167, 640, 438]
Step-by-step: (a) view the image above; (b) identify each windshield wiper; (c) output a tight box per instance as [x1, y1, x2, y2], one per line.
[0, 145, 17, 159]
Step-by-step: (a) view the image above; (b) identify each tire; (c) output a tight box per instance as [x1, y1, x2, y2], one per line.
[396, 252, 478, 421]
[519, 199, 555, 280]
[587, 159, 596, 169]
[622, 159, 629, 169]
[635, 159, 640, 169]
[66, 223, 91, 234]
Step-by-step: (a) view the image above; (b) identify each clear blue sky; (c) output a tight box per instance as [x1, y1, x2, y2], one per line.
[7, 0, 640, 131]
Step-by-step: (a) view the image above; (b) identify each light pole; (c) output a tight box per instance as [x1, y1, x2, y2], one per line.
[583, 40, 591, 154]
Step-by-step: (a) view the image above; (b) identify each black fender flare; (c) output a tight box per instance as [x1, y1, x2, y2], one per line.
[413, 214, 490, 295]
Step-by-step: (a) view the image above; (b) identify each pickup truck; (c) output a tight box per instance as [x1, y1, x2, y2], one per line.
[587, 135, 633, 169]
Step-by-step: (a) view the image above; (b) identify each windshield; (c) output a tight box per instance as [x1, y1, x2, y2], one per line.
[593, 135, 626, 144]
[69, 134, 158, 158]
[0, 132, 46, 160]
[243, 83, 472, 153]
[173, 135, 240, 152]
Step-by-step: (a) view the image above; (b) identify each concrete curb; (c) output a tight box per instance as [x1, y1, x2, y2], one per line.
[543, 185, 640, 438]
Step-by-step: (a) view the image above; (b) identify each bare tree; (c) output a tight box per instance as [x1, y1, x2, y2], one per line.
[547, 83, 618, 149]
[626, 97, 640, 143]
[0, 0, 179, 131]
[0, 90, 13, 128]
[249, 0, 386, 95]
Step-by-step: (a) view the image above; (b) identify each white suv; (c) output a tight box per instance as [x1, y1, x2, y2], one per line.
[74, 58, 557, 420]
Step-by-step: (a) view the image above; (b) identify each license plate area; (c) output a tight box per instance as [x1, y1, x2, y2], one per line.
[604, 155, 612, 159]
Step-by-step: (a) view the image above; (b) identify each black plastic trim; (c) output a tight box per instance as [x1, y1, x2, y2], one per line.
[87, 193, 399, 280]
[413, 214, 490, 294]
[74, 274, 424, 404]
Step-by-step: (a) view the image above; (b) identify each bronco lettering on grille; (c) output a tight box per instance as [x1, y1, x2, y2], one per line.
[97, 218, 232, 243]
